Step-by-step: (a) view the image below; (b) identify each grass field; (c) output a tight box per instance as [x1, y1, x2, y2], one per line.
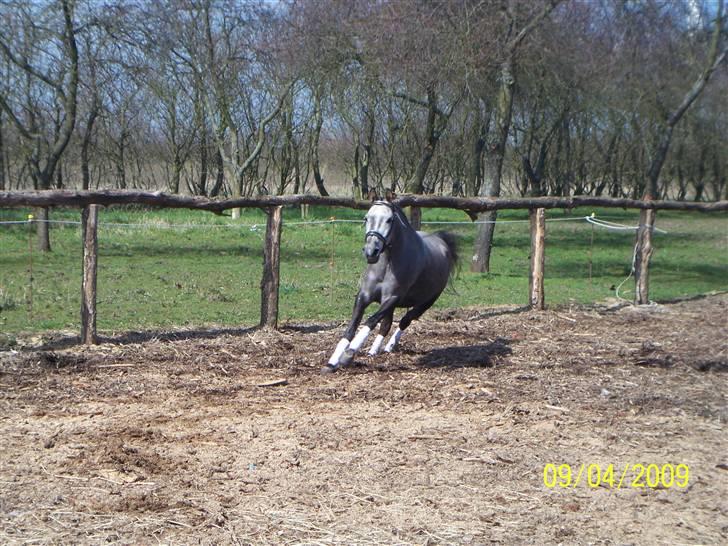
[0, 204, 726, 339]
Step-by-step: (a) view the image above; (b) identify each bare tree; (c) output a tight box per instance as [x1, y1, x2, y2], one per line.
[4, 0, 726, 226]
[634, 0, 726, 304]
[0, 110, 5, 191]
[0, 0, 79, 250]
[197, 1, 296, 215]
[471, 0, 562, 273]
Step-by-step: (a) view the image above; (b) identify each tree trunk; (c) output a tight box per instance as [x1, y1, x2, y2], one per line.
[351, 140, 360, 197]
[170, 153, 183, 194]
[672, 139, 686, 200]
[710, 154, 725, 201]
[35, 204, 50, 252]
[228, 170, 242, 218]
[466, 101, 487, 197]
[693, 146, 708, 202]
[116, 130, 127, 190]
[0, 116, 6, 191]
[0, 111, 5, 191]
[407, 100, 438, 195]
[596, 132, 619, 197]
[292, 143, 301, 195]
[80, 126, 93, 191]
[198, 134, 208, 195]
[472, 59, 515, 273]
[80, 101, 99, 190]
[311, 92, 329, 197]
[522, 156, 541, 197]
[56, 162, 64, 189]
[472, 212, 497, 272]
[359, 112, 375, 199]
[406, 89, 447, 230]
[226, 130, 242, 218]
[209, 148, 224, 198]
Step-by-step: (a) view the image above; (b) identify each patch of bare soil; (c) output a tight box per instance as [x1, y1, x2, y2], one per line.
[1, 295, 727, 545]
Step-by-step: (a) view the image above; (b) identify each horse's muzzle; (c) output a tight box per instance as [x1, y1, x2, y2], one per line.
[363, 234, 385, 264]
[364, 247, 381, 264]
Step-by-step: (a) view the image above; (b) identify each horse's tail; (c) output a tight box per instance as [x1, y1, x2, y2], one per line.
[434, 231, 459, 282]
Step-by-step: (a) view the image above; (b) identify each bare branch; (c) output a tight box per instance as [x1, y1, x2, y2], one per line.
[509, 0, 563, 53]
[0, 36, 63, 95]
[0, 92, 35, 140]
[239, 79, 298, 176]
[392, 91, 449, 118]
[667, 1, 726, 127]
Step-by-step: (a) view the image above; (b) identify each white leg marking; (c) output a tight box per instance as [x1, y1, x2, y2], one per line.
[349, 326, 371, 351]
[368, 334, 385, 356]
[384, 328, 402, 353]
[328, 338, 350, 366]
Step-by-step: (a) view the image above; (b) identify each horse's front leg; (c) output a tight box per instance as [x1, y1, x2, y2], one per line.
[323, 293, 368, 373]
[339, 296, 399, 366]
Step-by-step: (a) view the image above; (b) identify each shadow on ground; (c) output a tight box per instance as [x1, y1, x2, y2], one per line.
[417, 337, 512, 368]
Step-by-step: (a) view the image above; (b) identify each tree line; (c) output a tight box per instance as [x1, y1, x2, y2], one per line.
[1, 0, 726, 261]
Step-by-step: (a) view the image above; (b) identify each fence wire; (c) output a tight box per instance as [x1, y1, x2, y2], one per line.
[1, 208, 725, 336]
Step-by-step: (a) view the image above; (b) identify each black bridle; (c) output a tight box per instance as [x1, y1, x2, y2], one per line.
[364, 201, 400, 249]
[365, 228, 390, 248]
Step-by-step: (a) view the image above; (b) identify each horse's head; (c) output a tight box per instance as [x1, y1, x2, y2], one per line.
[363, 200, 396, 264]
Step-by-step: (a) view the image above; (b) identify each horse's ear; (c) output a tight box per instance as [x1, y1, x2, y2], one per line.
[367, 189, 378, 202]
[385, 189, 396, 202]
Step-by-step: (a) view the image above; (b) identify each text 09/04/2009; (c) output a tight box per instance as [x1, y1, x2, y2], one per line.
[543, 463, 690, 490]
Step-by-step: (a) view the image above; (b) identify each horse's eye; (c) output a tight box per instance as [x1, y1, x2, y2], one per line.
[386, 218, 393, 223]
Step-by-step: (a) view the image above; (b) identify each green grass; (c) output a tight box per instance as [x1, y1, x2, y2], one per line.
[0, 205, 726, 336]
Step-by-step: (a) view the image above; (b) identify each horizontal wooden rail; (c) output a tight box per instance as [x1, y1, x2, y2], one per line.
[1, 190, 727, 213]
[3, 189, 726, 344]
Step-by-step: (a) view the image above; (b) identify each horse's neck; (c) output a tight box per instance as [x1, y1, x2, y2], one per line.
[396, 217, 421, 245]
[386, 221, 423, 267]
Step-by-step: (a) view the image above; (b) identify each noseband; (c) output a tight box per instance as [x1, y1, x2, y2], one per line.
[365, 229, 390, 248]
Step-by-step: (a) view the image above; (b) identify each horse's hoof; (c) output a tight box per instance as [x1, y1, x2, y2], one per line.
[339, 350, 355, 367]
[320, 364, 338, 374]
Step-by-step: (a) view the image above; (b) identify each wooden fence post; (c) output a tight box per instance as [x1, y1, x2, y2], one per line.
[81, 204, 98, 344]
[260, 205, 283, 328]
[529, 208, 546, 310]
[634, 208, 656, 305]
[409, 206, 422, 231]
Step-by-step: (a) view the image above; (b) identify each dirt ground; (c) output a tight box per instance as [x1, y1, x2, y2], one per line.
[1, 294, 727, 545]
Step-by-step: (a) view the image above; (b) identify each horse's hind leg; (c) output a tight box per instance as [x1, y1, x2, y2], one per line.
[384, 296, 438, 353]
[368, 308, 394, 356]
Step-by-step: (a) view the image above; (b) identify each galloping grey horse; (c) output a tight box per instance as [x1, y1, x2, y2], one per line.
[323, 192, 458, 373]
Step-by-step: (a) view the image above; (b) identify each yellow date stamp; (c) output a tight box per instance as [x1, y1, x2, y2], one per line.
[543, 463, 689, 490]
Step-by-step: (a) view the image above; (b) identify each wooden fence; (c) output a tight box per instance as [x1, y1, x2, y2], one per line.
[1, 190, 727, 344]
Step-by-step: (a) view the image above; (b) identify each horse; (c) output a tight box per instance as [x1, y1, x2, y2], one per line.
[323, 192, 458, 373]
